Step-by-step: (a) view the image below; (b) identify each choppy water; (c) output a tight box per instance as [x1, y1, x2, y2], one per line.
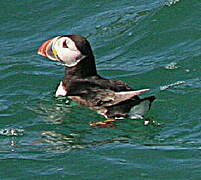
[1, 0, 201, 179]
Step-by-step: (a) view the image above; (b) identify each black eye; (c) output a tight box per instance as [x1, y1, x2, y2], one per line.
[63, 41, 68, 48]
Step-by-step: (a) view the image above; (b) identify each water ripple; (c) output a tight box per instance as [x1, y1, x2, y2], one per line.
[0, 128, 24, 137]
[0, 0, 201, 179]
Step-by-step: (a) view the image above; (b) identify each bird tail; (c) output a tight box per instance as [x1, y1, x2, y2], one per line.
[129, 96, 156, 119]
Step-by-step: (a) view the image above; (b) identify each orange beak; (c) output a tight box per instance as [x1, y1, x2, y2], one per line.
[38, 37, 60, 61]
[38, 39, 52, 57]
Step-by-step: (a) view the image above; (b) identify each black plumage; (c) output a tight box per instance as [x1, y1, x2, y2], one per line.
[38, 35, 155, 119]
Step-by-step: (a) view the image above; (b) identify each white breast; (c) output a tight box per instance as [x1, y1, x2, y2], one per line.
[55, 81, 67, 97]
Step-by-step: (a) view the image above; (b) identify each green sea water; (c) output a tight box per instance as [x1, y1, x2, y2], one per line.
[0, 0, 201, 179]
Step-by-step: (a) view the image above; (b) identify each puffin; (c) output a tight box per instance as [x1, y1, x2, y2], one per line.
[38, 35, 155, 120]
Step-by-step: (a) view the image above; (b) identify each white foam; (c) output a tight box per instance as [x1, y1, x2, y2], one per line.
[165, 62, 178, 70]
[160, 80, 185, 91]
[165, 0, 180, 6]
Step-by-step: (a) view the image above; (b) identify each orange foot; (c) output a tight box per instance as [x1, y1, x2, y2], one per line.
[89, 119, 116, 128]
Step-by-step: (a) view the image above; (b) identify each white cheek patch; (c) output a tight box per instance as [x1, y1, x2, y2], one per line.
[53, 37, 85, 67]
[65, 38, 77, 51]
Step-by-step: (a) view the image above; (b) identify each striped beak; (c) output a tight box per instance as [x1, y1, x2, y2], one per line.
[38, 37, 60, 61]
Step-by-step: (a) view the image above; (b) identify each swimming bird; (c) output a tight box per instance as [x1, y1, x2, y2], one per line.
[38, 35, 155, 119]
